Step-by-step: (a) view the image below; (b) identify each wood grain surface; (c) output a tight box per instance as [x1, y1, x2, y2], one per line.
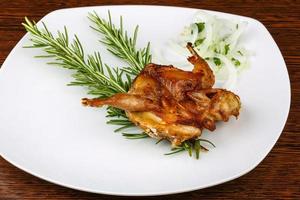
[0, 0, 299, 199]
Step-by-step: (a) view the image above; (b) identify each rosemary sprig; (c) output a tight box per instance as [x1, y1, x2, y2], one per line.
[22, 17, 128, 98]
[165, 139, 216, 159]
[22, 17, 134, 132]
[88, 11, 151, 76]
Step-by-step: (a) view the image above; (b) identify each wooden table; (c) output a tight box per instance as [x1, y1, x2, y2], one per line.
[1, 1, 299, 199]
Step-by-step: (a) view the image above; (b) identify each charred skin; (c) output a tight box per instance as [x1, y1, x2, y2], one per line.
[81, 44, 241, 146]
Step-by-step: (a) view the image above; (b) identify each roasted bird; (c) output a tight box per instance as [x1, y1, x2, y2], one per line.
[82, 43, 241, 146]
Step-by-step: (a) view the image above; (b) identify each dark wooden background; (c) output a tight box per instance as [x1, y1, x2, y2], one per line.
[0, 0, 299, 199]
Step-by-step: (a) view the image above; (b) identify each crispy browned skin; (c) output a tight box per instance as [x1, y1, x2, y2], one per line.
[82, 43, 241, 146]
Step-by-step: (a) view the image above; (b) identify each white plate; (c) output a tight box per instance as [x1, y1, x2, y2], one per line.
[0, 5, 290, 196]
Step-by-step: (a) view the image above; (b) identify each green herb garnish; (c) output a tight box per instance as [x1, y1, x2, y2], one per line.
[194, 38, 205, 46]
[232, 57, 241, 66]
[165, 139, 215, 159]
[224, 44, 230, 55]
[22, 16, 134, 135]
[213, 57, 221, 66]
[196, 22, 205, 33]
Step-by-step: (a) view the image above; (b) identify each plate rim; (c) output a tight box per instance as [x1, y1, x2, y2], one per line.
[0, 5, 291, 196]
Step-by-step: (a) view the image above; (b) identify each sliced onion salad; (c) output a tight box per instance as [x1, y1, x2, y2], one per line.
[153, 11, 251, 90]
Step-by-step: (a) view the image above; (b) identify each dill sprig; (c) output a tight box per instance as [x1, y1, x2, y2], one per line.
[88, 11, 151, 76]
